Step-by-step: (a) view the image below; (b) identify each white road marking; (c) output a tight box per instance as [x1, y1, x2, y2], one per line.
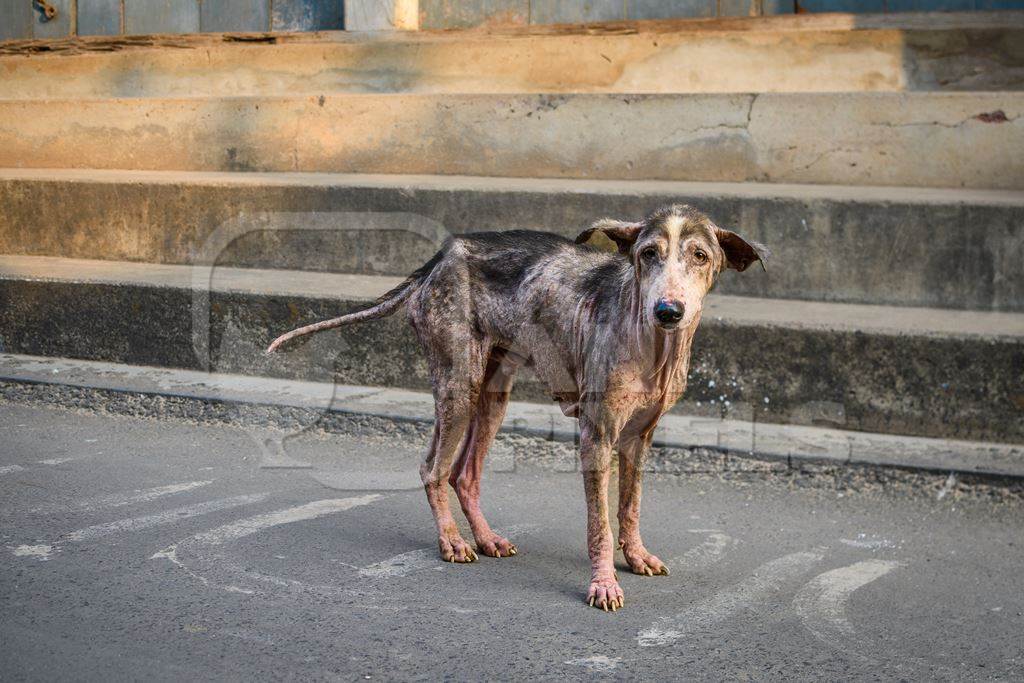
[358, 524, 537, 579]
[793, 560, 905, 649]
[358, 547, 441, 579]
[840, 534, 899, 551]
[66, 494, 267, 543]
[191, 495, 382, 546]
[638, 551, 824, 647]
[564, 655, 622, 672]
[29, 479, 214, 514]
[10, 544, 55, 560]
[151, 495, 387, 596]
[151, 544, 242, 592]
[37, 457, 75, 465]
[0, 465, 26, 475]
[10, 494, 267, 561]
[97, 480, 214, 509]
[673, 532, 736, 569]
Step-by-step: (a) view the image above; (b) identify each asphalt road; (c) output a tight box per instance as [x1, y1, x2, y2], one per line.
[1, 402, 1022, 681]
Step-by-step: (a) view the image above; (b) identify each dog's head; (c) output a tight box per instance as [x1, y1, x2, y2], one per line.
[576, 204, 768, 332]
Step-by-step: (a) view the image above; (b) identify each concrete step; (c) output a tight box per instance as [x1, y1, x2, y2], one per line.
[3, 352, 1022, 478]
[2, 92, 1022, 189]
[1, 169, 1021, 312]
[0, 254, 1021, 444]
[2, 13, 1023, 98]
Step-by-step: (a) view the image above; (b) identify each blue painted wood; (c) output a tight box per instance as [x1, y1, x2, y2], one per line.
[125, 0, 200, 34]
[271, 0, 344, 30]
[794, 0, 886, 11]
[886, 0, 974, 9]
[0, 0, 35, 40]
[977, 0, 1024, 7]
[201, 0, 270, 32]
[32, 0, 72, 37]
[530, 0, 626, 24]
[717, 0, 758, 15]
[78, 0, 122, 35]
[630, 0, 714, 18]
[763, 0, 795, 12]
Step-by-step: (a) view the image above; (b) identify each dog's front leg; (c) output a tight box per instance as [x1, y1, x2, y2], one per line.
[618, 434, 669, 577]
[580, 423, 624, 611]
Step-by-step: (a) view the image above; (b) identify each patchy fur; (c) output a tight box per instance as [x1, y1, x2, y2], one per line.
[267, 204, 766, 611]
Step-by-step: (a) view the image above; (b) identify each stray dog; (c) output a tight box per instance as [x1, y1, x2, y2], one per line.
[267, 204, 766, 611]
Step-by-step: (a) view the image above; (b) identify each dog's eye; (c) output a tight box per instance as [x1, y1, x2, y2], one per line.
[640, 247, 659, 261]
[693, 249, 708, 263]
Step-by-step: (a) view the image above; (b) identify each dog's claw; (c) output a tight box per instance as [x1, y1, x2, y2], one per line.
[477, 534, 517, 558]
[623, 545, 669, 577]
[439, 532, 477, 563]
[586, 576, 624, 613]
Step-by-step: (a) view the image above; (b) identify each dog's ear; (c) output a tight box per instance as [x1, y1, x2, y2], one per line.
[575, 219, 643, 255]
[714, 227, 770, 272]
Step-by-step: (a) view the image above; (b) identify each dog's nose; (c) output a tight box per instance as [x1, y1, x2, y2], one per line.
[654, 299, 684, 325]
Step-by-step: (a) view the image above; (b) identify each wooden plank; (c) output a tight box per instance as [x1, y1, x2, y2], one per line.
[201, 0, 270, 32]
[271, 0, 344, 30]
[717, 0, 759, 15]
[344, 0, 397, 30]
[630, 0, 715, 19]
[530, 0, 624, 24]
[77, 0, 122, 35]
[794, 0, 886, 11]
[124, 0, 200, 34]
[418, 0, 527, 28]
[0, 0, 35, 40]
[32, 0, 73, 38]
[345, 0, 417, 28]
[886, 0, 975, 9]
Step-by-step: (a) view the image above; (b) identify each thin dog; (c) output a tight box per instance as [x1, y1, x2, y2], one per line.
[267, 204, 767, 612]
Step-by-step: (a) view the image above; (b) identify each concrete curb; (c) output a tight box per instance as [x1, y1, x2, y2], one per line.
[2, 255, 1022, 443]
[2, 353, 1022, 479]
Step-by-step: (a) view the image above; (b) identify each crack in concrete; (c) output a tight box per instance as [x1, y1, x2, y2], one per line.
[885, 111, 1020, 129]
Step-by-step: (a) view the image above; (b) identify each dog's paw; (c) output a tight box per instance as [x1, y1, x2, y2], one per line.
[438, 533, 478, 563]
[476, 533, 517, 558]
[586, 576, 624, 612]
[622, 545, 669, 577]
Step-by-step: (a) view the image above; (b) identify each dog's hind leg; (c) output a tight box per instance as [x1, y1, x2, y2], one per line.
[420, 343, 487, 564]
[450, 349, 519, 558]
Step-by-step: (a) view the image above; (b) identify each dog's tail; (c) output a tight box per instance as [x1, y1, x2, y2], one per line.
[265, 249, 444, 354]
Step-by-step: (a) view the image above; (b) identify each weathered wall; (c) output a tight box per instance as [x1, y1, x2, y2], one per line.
[0, 0, 346, 40]
[6, 0, 1024, 40]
